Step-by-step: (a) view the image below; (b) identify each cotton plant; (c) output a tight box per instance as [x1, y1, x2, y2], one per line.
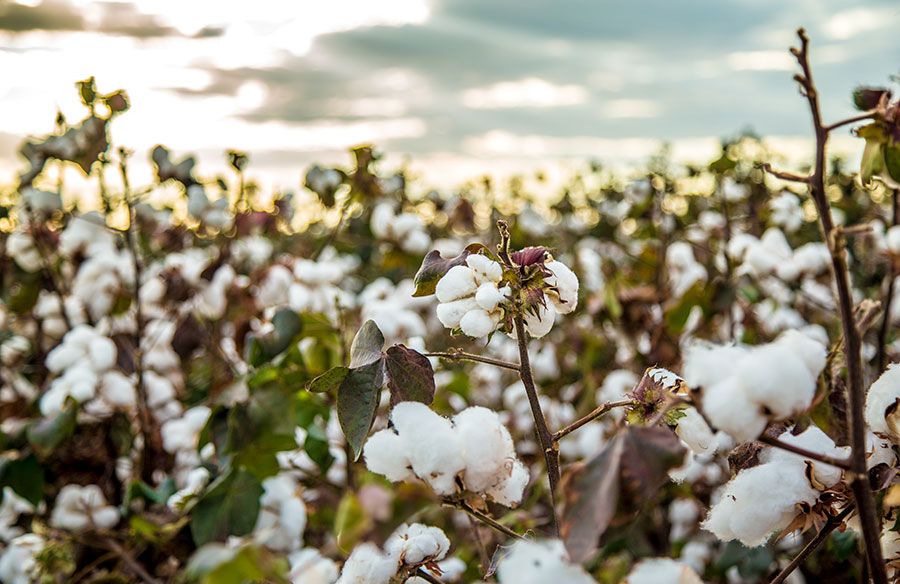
[336, 523, 452, 584]
[371, 201, 432, 255]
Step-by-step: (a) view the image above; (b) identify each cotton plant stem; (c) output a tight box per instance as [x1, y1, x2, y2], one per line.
[415, 568, 443, 584]
[423, 351, 520, 372]
[877, 189, 900, 372]
[512, 315, 560, 536]
[783, 28, 887, 583]
[447, 500, 525, 541]
[769, 505, 854, 584]
[552, 399, 634, 442]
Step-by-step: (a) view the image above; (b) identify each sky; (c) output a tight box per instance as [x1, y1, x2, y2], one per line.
[0, 0, 898, 192]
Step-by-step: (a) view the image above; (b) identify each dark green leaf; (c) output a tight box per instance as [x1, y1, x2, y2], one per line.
[0, 453, 44, 506]
[884, 143, 900, 184]
[337, 360, 384, 461]
[187, 542, 289, 584]
[191, 469, 263, 546]
[349, 320, 384, 369]
[384, 345, 435, 406]
[307, 367, 349, 393]
[27, 401, 77, 457]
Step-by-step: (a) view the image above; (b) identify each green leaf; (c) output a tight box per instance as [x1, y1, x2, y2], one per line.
[303, 424, 335, 473]
[226, 385, 299, 478]
[307, 366, 349, 393]
[190, 469, 263, 546]
[337, 360, 384, 461]
[884, 143, 900, 184]
[334, 491, 370, 551]
[245, 307, 304, 367]
[412, 244, 485, 297]
[349, 320, 385, 368]
[26, 401, 77, 457]
[860, 140, 886, 187]
[0, 453, 45, 506]
[187, 542, 289, 584]
[384, 345, 435, 406]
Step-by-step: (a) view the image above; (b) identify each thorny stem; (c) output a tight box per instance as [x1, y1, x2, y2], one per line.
[552, 399, 634, 442]
[769, 505, 855, 584]
[513, 314, 560, 536]
[878, 189, 900, 372]
[757, 434, 851, 470]
[446, 499, 525, 541]
[785, 28, 887, 583]
[423, 350, 521, 372]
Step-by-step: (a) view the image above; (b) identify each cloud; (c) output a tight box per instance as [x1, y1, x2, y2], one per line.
[0, 0, 83, 32]
[462, 78, 589, 109]
[727, 50, 794, 71]
[602, 99, 660, 119]
[823, 7, 895, 41]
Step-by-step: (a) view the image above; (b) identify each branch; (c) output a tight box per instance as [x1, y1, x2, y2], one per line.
[769, 505, 854, 584]
[878, 189, 900, 371]
[445, 499, 525, 541]
[423, 350, 520, 372]
[825, 111, 877, 133]
[552, 399, 634, 442]
[758, 434, 851, 470]
[761, 163, 810, 184]
[415, 568, 443, 584]
[787, 27, 887, 583]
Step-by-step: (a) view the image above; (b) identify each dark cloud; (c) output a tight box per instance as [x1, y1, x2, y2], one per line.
[0, 0, 83, 32]
[91, 1, 177, 38]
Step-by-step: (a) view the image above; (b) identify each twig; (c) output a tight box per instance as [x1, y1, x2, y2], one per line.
[878, 188, 900, 371]
[769, 505, 854, 584]
[103, 537, 161, 584]
[787, 28, 887, 583]
[423, 350, 520, 372]
[553, 399, 634, 442]
[761, 163, 810, 184]
[415, 568, 443, 584]
[445, 499, 525, 541]
[825, 111, 877, 133]
[758, 434, 851, 470]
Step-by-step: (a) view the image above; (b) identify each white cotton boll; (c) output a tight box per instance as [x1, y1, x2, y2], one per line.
[722, 177, 749, 201]
[435, 266, 477, 303]
[100, 371, 136, 409]
[735, 344, 816, 419]
[384, 523, 450, 566]
[289, 548, 340, 584]
[676, 408, 717, 456]
[865, 364, 900, 437]
[702, 379, 767, 443]
[363, 430, 415, 483]
[545, 260, 579, 314]
[888, 226, 900, 255]
[50, 484, 119, 531]
[436, 297, 479, 329]
[391, 402, 464, 495]
[682, 344, 747, 390]
[459, 308, 498, 338]
[453, 406, 517, 492]
[770, 192, 803, 232]
[87, 336, 118, 371]
[475, 283, 506, 311]
[485, 459, 529, 507]
[466, 254, 503, 283]
[626, 558, 704, 584]
[370, 203, 395, 239]
[404, 229, 432, 255]
[0, 534, 44, 584]
[336, 543, 398, 584]
[254, 473, 307, 553]
[167, 467, 210, 511]
[495, 539, 594, 584]
[161, 406, 211, 453]
[867, 433, 897, 469]
[792, 243, 830, 275]
[680, 541, 712, 574]
[523, 304, 555, 338]
[761, 427, 848, 488]
[6, 231, 42, 272]
[598, 369, 639, 409]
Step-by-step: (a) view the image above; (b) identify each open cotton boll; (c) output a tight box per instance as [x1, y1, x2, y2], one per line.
[484, 459, 529, 507]
[459, 309, 499, 338]
[776, 330, 827, 379]
[289, 548, 340, 584]
[466, 254, 503, 283]
[336, 543, 398, 584]
[384, 523, 450, 566]
[734, 344, 816, 418]
[760, 426, 848, 488]
[0, 534, 44, 584]
[254, 473, 307, 553]
[675, 407, 717, 456]
[363, 430, 415, 483]
[475, 283, 507, 311]
[701, 379, 767, 443]
[390, 402, 465, 495]
[523, 304, 555, 338]
[495, 539, 595, 584]
[453, 406, 519, 492]
[626, 558, 703, 584]
[435, 266, 477, 303]
[545, 260, 579, 313]
[668, 499, 701, 541]
[167, 467, 210, 512]
[682, 344, 747, 390]
[161, 406, 211, 453]
[50, 484, 119, 531]
[435, 297, 479, 329]
[865, 364, 900, 438]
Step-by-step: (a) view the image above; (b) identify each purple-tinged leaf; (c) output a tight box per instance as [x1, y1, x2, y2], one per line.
[412, 243, 487, 297]
[384, 345, 435, 406]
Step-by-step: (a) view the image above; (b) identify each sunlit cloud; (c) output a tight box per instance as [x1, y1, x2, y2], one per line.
[462, 78, 589, 109]
[727, 50, 794, 71]
[602, 99, 660, 119]
[823, 7, 895, 41]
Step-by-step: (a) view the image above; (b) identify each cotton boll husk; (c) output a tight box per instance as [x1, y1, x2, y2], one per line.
[453, 406, 517, 492]
[676, 407, 717, 456]
[865, 363, 900, 437]
[495, 539, 595, 584]
[734, 344, 816, 418]
[701, 379, 767, 442]
[391, 402, 464, 495]
[545, 260, 579, 314]
[384, 523, 450, 566]
[626, 558, 704, 584]
[459, 308, 498, 338]
[336, 543, 398, 584]
[523, 304, 555, 338]
[682, 344, 748, 390]
[363, 430, 415, 483]
[703, 463, 818, 546]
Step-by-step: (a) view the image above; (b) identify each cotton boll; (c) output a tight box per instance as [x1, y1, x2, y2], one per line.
[735, 344, 816, 418]
[495, 539, 594, 584]
[254, 473, 307, 553]
[336, 543, 398, 584]
[459, 308, 498, 338]
[679, 541, 712, 574]
[682, 344, 748, 390]
[761, 427, 848, 488]
[523, 304, 555, 338]
[453, 406, 517, 492]
[167, 467, 211, 512]
[161, 406, 211, 453]
[545, 260, 579, 314]
[475, 283, 507, 311]
[626, 558, 704, 584]
[289, 548, 340, 584]
[363, 430, 415, 483]
[6, 230, 42, 272]
[0, 534, 44, 584]
[776, 330, 827, 380]
[466, 254, 502, 283]
[701, 379, 767, 443]
[867, 433, 897, 469]
[384, 523, 450, 566]
[484, 459, 529, 507]
[436, 266, 477, 303]
[676, 408, 717, 456]
[865, 364, 900, 438]
[99, 370, 137, 409]
[888, 226, 900, 255]
[50, 484, 119, 531]
[391, 402, 464, 495]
